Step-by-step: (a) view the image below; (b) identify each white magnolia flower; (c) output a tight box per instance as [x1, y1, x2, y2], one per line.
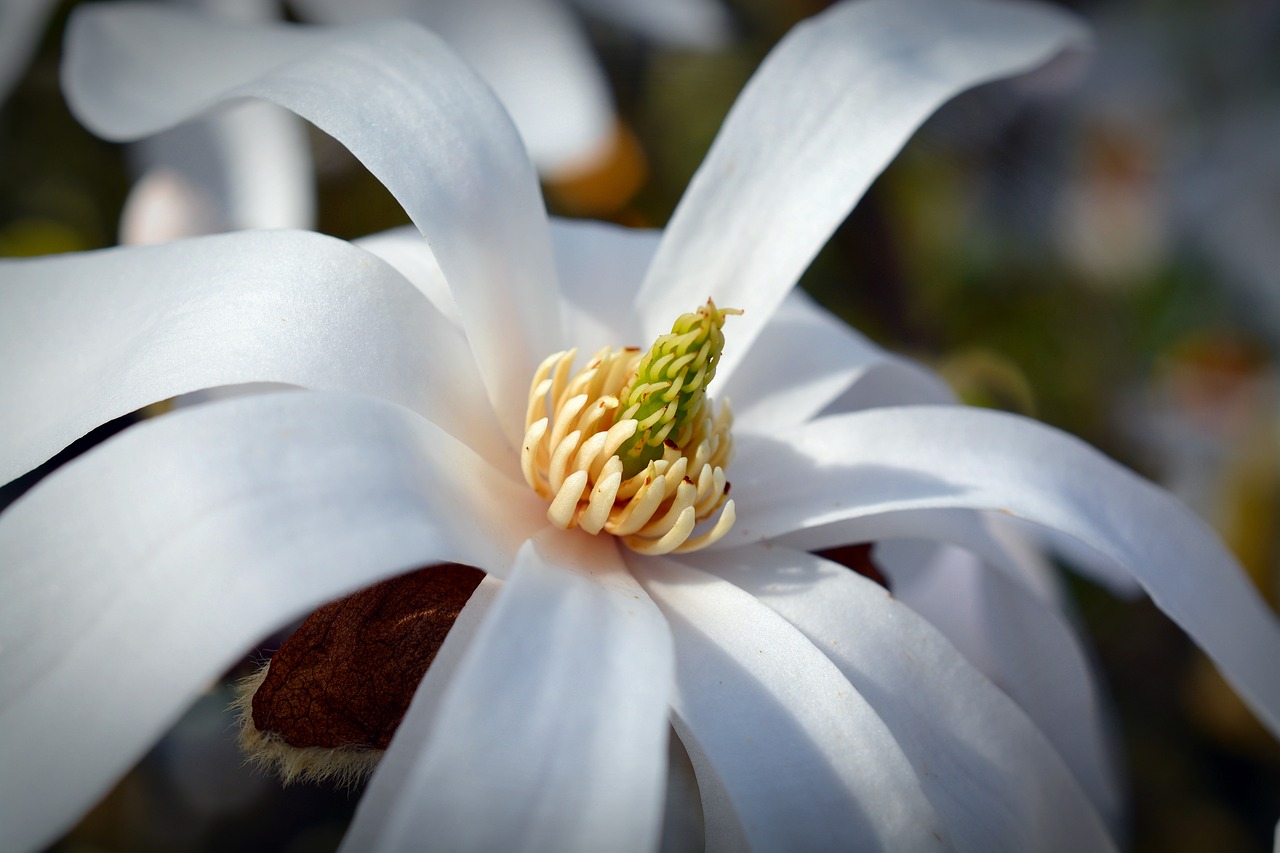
[2, 1, 1279, 852]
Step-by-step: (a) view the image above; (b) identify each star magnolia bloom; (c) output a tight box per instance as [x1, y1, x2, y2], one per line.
[2, 2, 1280, 852]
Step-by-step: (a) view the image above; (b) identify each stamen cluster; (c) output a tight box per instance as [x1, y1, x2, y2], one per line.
[521, 301, 738, 555]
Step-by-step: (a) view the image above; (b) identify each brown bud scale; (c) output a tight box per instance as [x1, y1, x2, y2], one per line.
[251, 563, 485, 751]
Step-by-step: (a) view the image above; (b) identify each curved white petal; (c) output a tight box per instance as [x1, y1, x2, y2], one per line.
[724, 289, 954, 435]
[789, 504, 1117, 604]
[0, 0, 56, 106]
[680, 544, 1119, 852]
[637, 0, 1089, 380]
[665, 719, 750, 853]
[123, 101, 316, 243]
[726, 405, 1280, 739]
[570, 0, 732, 48]
[347, 529, 673, 853]
[876, 540, 1122, 828]
[120, 0, 313, 241]
[659, 728, 705, 853]
[343, 574, 504, 848]
[293, 0, 616, 176]
[415, 0, 616, 179]
[0, 230, 505, 483]
[0, 390, 545, 853]
[874, 513, 1070, 610]
[63, 3, 561, 447]
[549, 217, 662, 352]
[629, 554, 952, 852]
[353, 224, 461, 326]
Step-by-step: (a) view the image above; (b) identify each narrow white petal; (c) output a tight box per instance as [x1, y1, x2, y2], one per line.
[724, 289, 953, 435]
[420, 0, 616, 178]
[353, 225, 462, 326]
[0, 230, 505, 483]
[727, 405, 1280, 740]
[0, 391, 545, 853]
[658, 728, 706, 853]
[64, 3, 562, 446]
[342, 574, 505, 848]
[877, 540, 1122, 828]
[777, 503, 1120, 603]
[351, 529, 673, 853]
[684, 544, 1119, 850]
[122, 0, 315, 239]
[637, 0, 1088, 380]
[665, 719, 751, 853]
[550, 217, 662, 352]
[294, 0, 616, 176]
[629, 554, 953, 852]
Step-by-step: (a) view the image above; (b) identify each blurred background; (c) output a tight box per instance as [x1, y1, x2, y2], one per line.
[3, 0, 1278, 850]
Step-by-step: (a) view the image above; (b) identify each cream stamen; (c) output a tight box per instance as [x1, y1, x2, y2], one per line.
[520, 300, 739, 554]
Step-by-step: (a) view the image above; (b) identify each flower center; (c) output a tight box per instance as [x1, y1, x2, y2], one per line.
[521, 299, 740, 555]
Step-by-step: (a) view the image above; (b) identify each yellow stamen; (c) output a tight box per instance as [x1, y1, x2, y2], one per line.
[521, 300, 739, 554]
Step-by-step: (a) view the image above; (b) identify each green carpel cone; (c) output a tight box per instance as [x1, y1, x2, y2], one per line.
[617, 299, 740, 478]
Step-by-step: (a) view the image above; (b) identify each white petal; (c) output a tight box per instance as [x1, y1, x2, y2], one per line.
[842, 505, 1112, 605]
[724, 289, 953, 435]
[420, 0, 616, 179]
[0, 230, 505, 483]
[658, 728, 706, 853]
[727, 405, 1280, 739]
[857, 509, 1073, 613]
[348, 529, 673, 853]
[293, 0, 616, 176]
[120, 0, 313, 241]
[550, 217, 662, 351]
[353, 224, 461, 326]
[343, 574, 505, 848]
[0, 390, 545, 853]
[122, 100, 316, 243]
[876, 540, 1122, 828]
[680, 544, 1119, 851]
[665, 718, 750, 853]
[570, 0, 732, 48]
[636, 0, 1088, 379]
[628, 554, 952, 851]
[64, 3, 562, 447]
[0, 0, 56, 105]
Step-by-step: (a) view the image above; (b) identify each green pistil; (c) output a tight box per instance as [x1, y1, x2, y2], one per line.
[616, 299, 740, 478]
